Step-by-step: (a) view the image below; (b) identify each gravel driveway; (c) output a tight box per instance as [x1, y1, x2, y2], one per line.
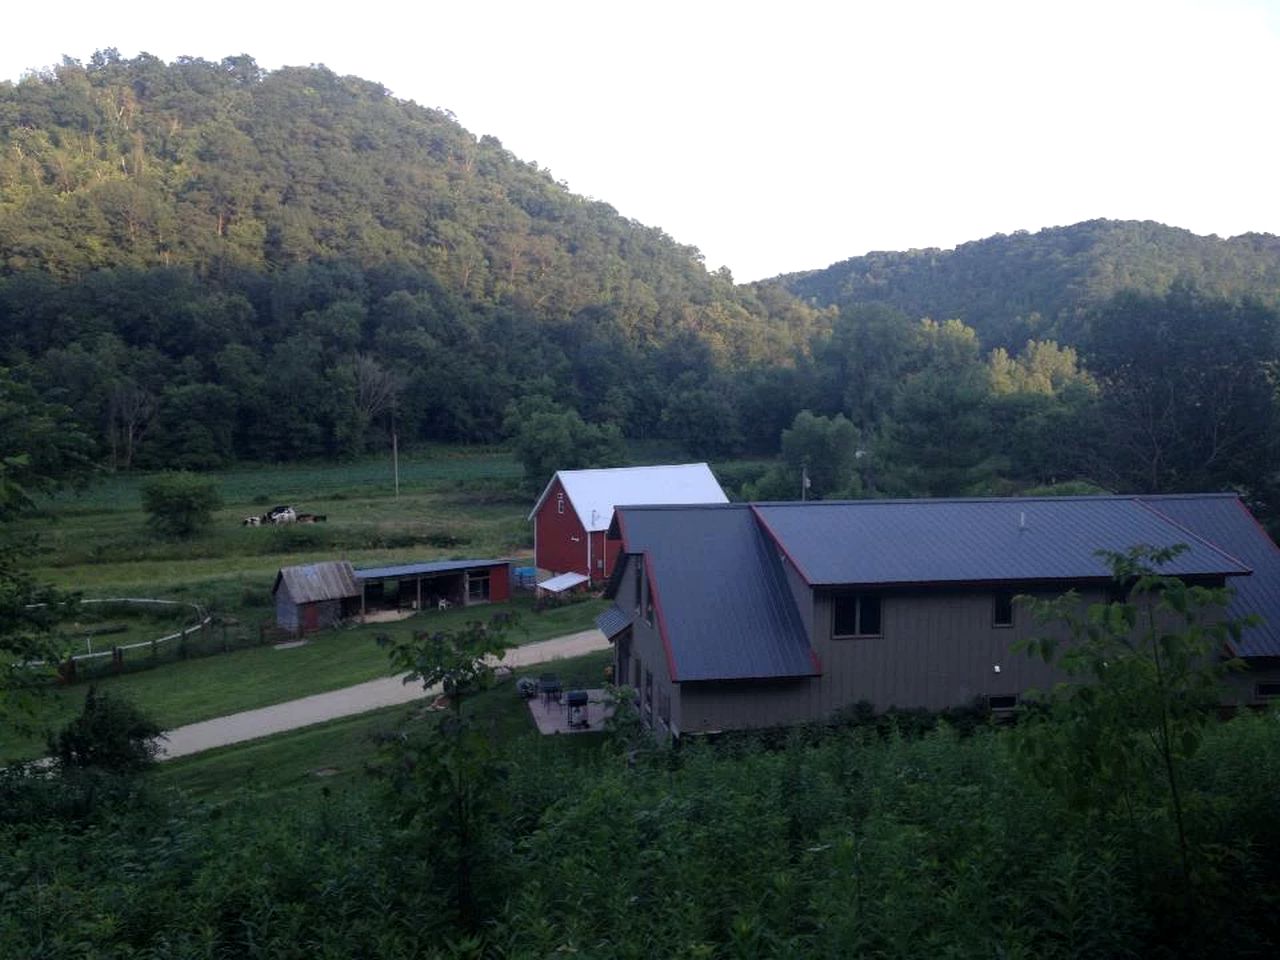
[158, 628, 610, 759]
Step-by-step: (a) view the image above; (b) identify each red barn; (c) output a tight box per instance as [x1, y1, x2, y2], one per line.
[528, 463, 728, 584]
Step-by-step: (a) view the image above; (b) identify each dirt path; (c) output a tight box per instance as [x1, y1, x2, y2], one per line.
[158, 628, 610, 760]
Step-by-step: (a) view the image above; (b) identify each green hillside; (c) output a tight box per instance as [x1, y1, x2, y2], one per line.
[775, 219, 1280, 347]
[0, 52, 825, 467]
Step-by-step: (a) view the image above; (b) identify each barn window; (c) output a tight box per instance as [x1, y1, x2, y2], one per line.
[993, 591, 1014, 628]
[1257, 682, 1280, 699]
[556, 493, 565, 515]
[468, 571, 490, 603]
[644, 576, 654, 627]
[658, 689, 671, 728]
[633, 560, 642, 614]
[832, 593, 881, 638]
[987, 694, 1018, 711]
[644, 670, 654, 725]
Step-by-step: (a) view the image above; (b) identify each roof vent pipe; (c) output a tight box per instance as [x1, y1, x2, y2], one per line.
[1019, 511, 1027, 531]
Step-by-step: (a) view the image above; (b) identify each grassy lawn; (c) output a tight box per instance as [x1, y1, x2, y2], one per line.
[154, 648, 614, 803]
[1, 596, 606, 763]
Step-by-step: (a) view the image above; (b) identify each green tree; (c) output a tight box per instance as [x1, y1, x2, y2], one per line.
[0, 373, 95, 724]
[141, 471, 222, 538]
[379, 614, 518, 930]
[747, 410, 863, 500]
[1016, 545, 1251, 888]
[504, 398, 626, 493]
[1084, 286, 1279, 495]
[51, 687, 165, 772]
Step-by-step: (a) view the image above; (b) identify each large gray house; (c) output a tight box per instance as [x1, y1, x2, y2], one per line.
[595, 494, 1280, 737]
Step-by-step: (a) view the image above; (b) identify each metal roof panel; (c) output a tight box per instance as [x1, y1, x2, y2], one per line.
[753, 497, 1250, 586]
[355, 559, 508, 580]
[1137, 494, 1280, 657]
[616, 505, 818, 681]
[528, 463, 728, 530]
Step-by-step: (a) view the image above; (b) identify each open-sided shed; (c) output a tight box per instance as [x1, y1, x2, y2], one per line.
[355, 559, 510, 614]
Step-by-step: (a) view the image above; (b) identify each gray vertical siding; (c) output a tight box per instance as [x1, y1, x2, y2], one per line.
[679, 587, 1102, 732]
[614, 553, 681, 736]
[276, 591, 298, 632]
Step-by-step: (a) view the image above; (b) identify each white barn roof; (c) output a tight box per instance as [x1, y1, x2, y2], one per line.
[528, 463, 729, 532]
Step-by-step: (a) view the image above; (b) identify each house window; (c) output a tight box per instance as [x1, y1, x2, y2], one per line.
[658, 689, 671, 728]
[644, 574, 654, 627]
[1257, 682, 1280, 699]
[832, 593, 882, 638]
[556, 492, 565, 515]
[993, 591, 1014, 628]
[467, 571, 490, 603]
[988, 694, 1018, 711]
[644, 670, 653, 725]
[633, 560, 642, 614]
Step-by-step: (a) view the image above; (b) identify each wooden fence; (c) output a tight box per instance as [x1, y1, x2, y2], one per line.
[36, 598, 265, 683]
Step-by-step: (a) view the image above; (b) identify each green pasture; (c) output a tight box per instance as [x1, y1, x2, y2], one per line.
[28, 448, 531, 598]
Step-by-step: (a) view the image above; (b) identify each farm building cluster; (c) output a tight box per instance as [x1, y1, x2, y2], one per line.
[273, 558, 509, 634]
[271, 461, 1280, 740]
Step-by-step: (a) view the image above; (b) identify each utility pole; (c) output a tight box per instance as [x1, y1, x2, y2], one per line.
[391, 404, 400, 498]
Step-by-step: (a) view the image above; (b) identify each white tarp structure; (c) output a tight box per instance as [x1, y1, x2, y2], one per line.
[537, 572, 590, 594]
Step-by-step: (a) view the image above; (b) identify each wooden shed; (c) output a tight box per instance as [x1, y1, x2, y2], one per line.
[273, 561, 361, 635]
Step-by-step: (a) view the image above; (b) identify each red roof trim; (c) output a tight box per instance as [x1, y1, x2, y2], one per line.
[750, 504, 813, 585]
[1132, 497, 1253, 574]
[1231, 495, 1280, 556]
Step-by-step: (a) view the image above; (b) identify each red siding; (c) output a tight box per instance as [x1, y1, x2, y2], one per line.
[489, 564, 510, 602]
[534, 477, 591, 578]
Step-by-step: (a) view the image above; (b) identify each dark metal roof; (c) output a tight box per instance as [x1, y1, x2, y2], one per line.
[274, 561, 359, 603]
[355, 559, 508, 580]
[595, 605, 633, 639]
[752, 497, 1250, 587]
[612, 505, 818, 682]
[1137, 494, 1280, 657]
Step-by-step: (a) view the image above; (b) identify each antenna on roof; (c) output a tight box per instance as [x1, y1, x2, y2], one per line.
[1019, 510, 1027, 531]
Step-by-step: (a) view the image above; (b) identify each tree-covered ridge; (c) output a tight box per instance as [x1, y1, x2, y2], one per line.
[0, 52, 831, 468]
[775, 219, 1280, 348]
[0, 51, 820, 366]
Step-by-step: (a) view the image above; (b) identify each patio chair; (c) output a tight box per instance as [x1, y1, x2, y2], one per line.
[538, 673, 562, 705]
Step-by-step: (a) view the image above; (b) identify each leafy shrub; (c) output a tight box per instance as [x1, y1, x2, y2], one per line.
[51, 687, 164, 772]
[141, 471, 222, 538]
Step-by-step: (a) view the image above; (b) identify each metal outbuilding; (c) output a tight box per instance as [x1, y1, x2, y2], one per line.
[355, 558, 510, 613]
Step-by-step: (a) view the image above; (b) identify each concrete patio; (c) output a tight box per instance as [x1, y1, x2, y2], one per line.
[526, 688, 612, 734]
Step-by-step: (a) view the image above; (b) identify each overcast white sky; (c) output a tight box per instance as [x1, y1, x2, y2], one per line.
[2, 0, 1278, 280]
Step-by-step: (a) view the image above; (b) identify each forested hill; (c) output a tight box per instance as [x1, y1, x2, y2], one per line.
[0, 52, 826, 466]
[775, 220, 1280, 348]
[0, 50, 815, 357]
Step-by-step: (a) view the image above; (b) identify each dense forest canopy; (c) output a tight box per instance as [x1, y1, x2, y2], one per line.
[2, 52, 1280, 517]
[774, 219, 1280, 349]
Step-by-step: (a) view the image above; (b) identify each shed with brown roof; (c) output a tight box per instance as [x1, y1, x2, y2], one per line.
[273, 561, 361, 635]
